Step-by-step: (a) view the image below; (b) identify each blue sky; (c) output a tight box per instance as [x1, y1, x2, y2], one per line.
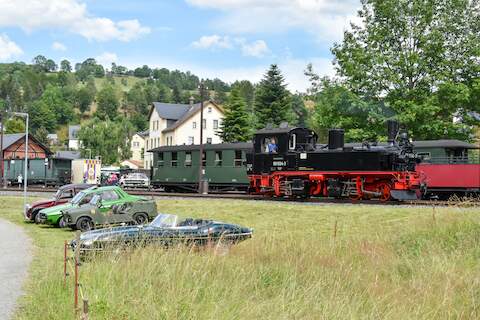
[0, 0, 361, 92]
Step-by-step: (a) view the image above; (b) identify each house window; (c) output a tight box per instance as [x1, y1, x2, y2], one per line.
[157, 138, 160, 147]
[208, 106, 212, 113]
[202, 151, 206, 167]
[146, 140, 149, 149]
[171, 152, 177, 167]
[193, 121, 197, 129]
[133, 141, 139, 147]
[156, 121, 159, 130]
[185, 152, 192, 167]
[188, 136, 194, 145]
[215, 151, 222, 166]
[234, 150, 243, 167]
[158, 153, 164, 166]
[213, 120, 219, 130]
[202, 119, 206, 129]
[206, 138, 212, 144]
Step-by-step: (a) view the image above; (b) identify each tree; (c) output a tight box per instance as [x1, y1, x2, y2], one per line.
[96, 85, 119, 119]
[171, 85, 182, 103]
[217, 87, 252, 142]
[134, 65, 152, 78]
[232, 80, 255, 113]
[38, 85, 75, 125]
[60, 60, 72, 72]
[253, 64, 292, 129]
[75, 87, 94, 113]
[213, 90, 228, 105]
[28, 100, 57, 133]
[4, 118, 25, 134]
[32, 55, 48, 71]
[34, 127, 50, 146]
[291, 94, 309, 127]
[331, 0, 480, 140]
[45, 59, 57, 72]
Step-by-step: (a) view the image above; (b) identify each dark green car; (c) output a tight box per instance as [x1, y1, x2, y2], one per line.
[61, 187, 157, 231]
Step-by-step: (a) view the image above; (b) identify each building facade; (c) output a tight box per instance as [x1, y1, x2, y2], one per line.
[130, 131, 148, 164]
[68, 125, 80, 150]
[144, 101, 224, 169]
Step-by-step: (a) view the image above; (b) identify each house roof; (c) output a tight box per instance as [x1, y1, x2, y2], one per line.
[121, 159, 144, 168]
[68, 125, 81, 140]
[162, 101, 222, 133]
[150, 102, 195, 121]
[136, 130, 149, 138]
[1, 133, 52, 154]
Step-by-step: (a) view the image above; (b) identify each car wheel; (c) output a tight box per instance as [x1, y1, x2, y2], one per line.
[76, 217, 94, 232]
[34, 212, 43, 224]
[31, 209, 40, 222]
[133, 213, 148, 225]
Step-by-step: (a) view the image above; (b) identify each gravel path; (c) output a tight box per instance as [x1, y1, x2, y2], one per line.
[0, 219, 32, 320]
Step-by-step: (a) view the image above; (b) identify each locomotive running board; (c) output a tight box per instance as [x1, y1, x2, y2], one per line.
[390, 190, 419, 200]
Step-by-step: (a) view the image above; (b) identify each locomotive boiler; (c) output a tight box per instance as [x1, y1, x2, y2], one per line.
[246, 121, 423, 201]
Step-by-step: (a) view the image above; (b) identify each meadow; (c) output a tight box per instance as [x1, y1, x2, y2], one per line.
[1, 196, 479, 319]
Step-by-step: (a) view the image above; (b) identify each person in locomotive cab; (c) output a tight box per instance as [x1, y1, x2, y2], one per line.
[267, 138, 278, 153]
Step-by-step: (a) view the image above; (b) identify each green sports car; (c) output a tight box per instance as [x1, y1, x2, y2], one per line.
[38, 186, 146, 227]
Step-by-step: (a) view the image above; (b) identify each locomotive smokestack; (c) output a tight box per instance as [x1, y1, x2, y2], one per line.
[387, 120, 399, 144]
[328, 129, 344, 149]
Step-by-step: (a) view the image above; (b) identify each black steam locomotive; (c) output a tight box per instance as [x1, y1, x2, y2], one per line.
[247, 121, 422, 201]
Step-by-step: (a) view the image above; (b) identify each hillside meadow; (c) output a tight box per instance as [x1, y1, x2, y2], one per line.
[1, 196, 479, 319]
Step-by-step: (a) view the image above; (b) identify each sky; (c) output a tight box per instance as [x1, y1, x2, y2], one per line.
[0, 0, 361, 92]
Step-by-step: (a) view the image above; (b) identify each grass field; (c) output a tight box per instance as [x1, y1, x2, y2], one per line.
[1, 197, 480, 319]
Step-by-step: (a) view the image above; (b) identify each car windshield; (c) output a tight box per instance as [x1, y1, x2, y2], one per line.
[150, 214, 178, 228]
[71, 191, 85, 204]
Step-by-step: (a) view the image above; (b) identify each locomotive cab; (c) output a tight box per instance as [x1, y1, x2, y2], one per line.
[249, 126, 317, 175]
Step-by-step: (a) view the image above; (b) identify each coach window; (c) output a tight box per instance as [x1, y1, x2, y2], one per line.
[215, 151, 222, 167]
[158, 152, 164, 166]
[234, 150, 243, 167]
[185, 152, 192, 167]
[417, 152, 431, 161]
[289, 134, 296, 150]
[262, 137, 278, 154]
[171, 152, 178, 167]
[202, 152, 206, 167]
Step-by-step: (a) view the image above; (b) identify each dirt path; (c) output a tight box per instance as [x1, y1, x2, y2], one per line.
[0, 218, 32, 320]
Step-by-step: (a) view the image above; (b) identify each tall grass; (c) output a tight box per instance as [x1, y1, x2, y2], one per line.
[1, 197, 479, 319]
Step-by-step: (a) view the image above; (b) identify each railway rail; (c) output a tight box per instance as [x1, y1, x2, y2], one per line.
[2, 186, 478, 207]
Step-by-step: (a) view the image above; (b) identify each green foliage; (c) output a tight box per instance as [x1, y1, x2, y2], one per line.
[38, 85, 75, 125]
[60, 60, 71, 72]
[34, 127, 50, 146]
[232, 80, 255, 113]
[75, 58, 105, 81]
[171, 85, 182, 103]
[213, 90, 228, 105]
[217, 87, 252, 142]
[254, 64, 293, 129]
[330, 0, 480, 140]
[28, 100, 57, 133]
[291, 94, 309, 127]
[78, 116, 134, 164]
[4, 118, 25, 134]
[133, 65, 152, 78]
[96, 85, 119, 120]
[75, 87, 95, 113]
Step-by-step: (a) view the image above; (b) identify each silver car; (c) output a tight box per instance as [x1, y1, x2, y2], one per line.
[119, 173, 150, 189]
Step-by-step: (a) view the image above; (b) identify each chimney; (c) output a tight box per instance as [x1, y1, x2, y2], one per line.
[189, 96, 194, 106]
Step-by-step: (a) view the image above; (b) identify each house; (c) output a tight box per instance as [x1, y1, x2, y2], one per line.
[130, 131, 148, 162]
[143, 100, 224, 169]
[1, 133, 50, 160]
[120, 159, 144, 170]
[53, 150, 82, 160]
[68, 125, 81, 150]
[47, 133, 58, 145]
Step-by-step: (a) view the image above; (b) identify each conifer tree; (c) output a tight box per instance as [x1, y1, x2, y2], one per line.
[253, 64, 292, 129]
[217, 87, 252, 142]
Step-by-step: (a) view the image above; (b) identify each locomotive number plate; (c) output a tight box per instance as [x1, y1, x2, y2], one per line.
[273, 161, 287, 166]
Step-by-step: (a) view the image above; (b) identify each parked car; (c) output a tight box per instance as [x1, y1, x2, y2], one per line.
[25, 184, 94, 223]
[62, 194, 157, 231]
[70, 213, 253, 255]
[38, 186, 146, 227]
[119, 172, 150, 189]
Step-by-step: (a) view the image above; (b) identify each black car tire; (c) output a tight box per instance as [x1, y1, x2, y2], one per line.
[31, 209, 40, 222]
[34, 211, 44, 224]
[76, 217, 94, 232]
[133, 213, 148, 225]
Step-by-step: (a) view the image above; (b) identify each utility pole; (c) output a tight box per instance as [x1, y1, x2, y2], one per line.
[197, 83, 207, 194]
[0, 110, 4, 189]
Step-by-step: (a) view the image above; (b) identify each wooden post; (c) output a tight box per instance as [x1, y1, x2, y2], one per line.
[74, 231, 80, 315]
[81, 299, 89, 320]
[64, 240, 67, 288]
[333, 220, 338, 240]
[432, 205, 436, 225]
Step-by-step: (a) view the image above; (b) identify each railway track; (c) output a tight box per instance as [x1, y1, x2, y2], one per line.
[1, 186, 478, 207]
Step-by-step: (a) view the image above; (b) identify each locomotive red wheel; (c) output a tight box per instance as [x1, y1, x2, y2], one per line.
[376, 183, 391, 201]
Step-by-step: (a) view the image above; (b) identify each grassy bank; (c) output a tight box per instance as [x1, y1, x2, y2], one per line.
[1, 197, 479, 319]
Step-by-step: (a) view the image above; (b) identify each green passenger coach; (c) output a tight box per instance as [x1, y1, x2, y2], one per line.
[150, 143, 251, 192]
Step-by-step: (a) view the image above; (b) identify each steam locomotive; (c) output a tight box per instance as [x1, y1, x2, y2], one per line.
[246, 121, 423, 200]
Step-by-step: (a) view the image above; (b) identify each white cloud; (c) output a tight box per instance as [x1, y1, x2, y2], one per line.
[192, 35, 233, 49]
[0, 0, 150, 42]
[52, 41, 67, 51]
[240, 39, 269, 57]
[96, 52, 118, 67]
[186, 0, 360, 42]
[192, 35, 270, 58]
[0, 34, 23, 61]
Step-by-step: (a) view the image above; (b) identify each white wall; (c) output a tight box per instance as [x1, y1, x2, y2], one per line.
[130, 134, 145, 162]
